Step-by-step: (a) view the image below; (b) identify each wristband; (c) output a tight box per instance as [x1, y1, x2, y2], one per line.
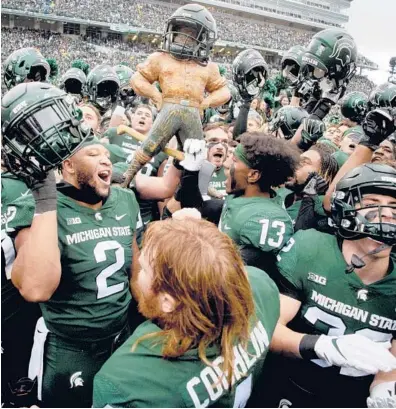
[299, 334, 320, 360]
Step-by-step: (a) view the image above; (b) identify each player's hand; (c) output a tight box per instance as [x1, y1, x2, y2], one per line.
[172, 208, 202, 221]
[367, 382, 396, 408]
[302, 172, 328, 196]
[180, 139, 207, 172]
[301, 118, 325, 144]
[32, 170, 57, 215]
[314, 334, 396, 374]
[360, 108, 396, 151]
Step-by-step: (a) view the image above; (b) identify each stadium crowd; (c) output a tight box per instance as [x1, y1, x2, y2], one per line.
[1, 3, 396, 409]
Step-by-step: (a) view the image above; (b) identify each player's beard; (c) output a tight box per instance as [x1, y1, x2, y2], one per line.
[76, 167, 109, 204]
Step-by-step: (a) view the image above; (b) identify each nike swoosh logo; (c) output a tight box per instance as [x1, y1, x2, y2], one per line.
[115, 214, 127, 221]
[20, 190, 30, 197]
[223, 224, 231, 230]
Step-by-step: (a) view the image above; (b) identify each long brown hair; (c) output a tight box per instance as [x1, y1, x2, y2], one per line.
[134, 218, 255, 385]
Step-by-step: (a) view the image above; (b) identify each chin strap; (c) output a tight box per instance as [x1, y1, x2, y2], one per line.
[346, 243, 390, 273]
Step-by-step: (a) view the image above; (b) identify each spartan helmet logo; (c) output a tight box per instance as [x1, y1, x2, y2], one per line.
[69, 371, 84, 388]
[279, 398, 293, 408]
[329, 37, 354, 67]
[357, 289, 368, 301]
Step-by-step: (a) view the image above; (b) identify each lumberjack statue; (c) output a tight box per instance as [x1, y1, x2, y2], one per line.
[124, 3, 231, 185]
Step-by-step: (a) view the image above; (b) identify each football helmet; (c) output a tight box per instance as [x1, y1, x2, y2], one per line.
[299, 28, 357, 97]
[281, 45, 305, 86]
[331, 163, 396, 246]
[341, 91, 369, 123]
[270, 106, 308, 139]
[59, 67, 87, 99]
[368, 83, 396, 109]
[161, 3, 217, 63]
[1, 82, 90, 185]
[114, 64, 136, 108]
[232, 49, 268, 100]
[86, 64, 120, 113]
[3, 48, 50, 91]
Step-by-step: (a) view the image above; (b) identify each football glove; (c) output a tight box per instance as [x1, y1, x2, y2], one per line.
[32, 171, 57, 215]
[302, 172, 329, 196]
[367, 381, 396, 408]
[314, 334, 396, 374]
[180, 139, 207, 172]
[360, 108, 396, 150]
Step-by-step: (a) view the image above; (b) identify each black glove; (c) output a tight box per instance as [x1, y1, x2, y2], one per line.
[111, 171, 126, 185]
[309, 98, 334, 121]
[360, 108, 396, 151]
[302, 172, 329, 197]
[298, 118, 325, 151]
[31, 171, 57, 214]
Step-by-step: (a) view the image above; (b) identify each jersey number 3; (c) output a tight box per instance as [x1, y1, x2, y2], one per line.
[95, 241, 125, 299]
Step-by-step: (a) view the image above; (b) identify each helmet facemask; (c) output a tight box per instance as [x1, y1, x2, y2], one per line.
[93, 80, 119, 112]
[282, 59, 301, 85]
[164, 18, 215, 62]
[2, 96, 90, 186]
[332, 184, 396, 246]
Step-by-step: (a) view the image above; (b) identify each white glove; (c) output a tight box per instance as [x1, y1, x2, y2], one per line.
[314, 334, 396, 375]
[179, 139, 207, 172]
[367, 382, 396, 408]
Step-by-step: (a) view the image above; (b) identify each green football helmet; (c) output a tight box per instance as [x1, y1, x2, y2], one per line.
[299, 28, 357, 93]
[114, 64, 134, 88]
[1, 82, 91, 185]
[341, 91, 369, 123]
[331, 163, 396, 246]
[270, 106, 308, 139]
[86, 64, 120, 113]
[281, 45, 305, 85]
[368, 83, 396, 109]
[161, 3, 217, 63]
[3, 48, 50, 91]
[59, 67, 87, 99]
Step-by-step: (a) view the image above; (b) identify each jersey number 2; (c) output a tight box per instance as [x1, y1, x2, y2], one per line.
[95, 240, 125, 299]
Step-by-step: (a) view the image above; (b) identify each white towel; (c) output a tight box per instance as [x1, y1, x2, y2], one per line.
[28, 317, 49, 401]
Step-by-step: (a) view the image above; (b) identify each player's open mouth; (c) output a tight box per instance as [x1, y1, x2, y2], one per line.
[213, 152, 224, 160]
[98, 170, 111, 185]
[138, 120, 146, 126]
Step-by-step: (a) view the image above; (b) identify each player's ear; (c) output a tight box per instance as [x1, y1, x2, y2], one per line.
[247, 169, 261, 184]
[159, 292, 176, 314]
[62, 158, 75, 175]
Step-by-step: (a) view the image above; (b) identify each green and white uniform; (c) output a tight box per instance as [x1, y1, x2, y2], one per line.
[113, 151, 168, 246]
[219, 194, 293, 275]
[209, 166, 227, 197]
[1, 173, 40, 407]
[93, 266, 280, 408]
[265, 229, 396, 408]
[8, 185, 139, 407]
[104, 127, 140, 156]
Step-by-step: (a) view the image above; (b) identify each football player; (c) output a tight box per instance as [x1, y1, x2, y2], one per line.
[204, 123, 229, 198]
[218, 132, 300, 274]
[93, 218, 280, 408]
[3, 83, 140, 407]
[265, 163, 396, 408]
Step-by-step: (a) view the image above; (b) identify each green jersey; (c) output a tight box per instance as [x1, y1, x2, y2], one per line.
[275, 187, 326, 225]
[113, 152, 168, 246]
[104, 127, 140, 157]
[1, 173, 31, 321]
[275, 229, 396, 398]
[209, 166, 227, 197]
[93, 266, 280, 408]
[219, 194, 293, 254]
[8, 186, 139, 341]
